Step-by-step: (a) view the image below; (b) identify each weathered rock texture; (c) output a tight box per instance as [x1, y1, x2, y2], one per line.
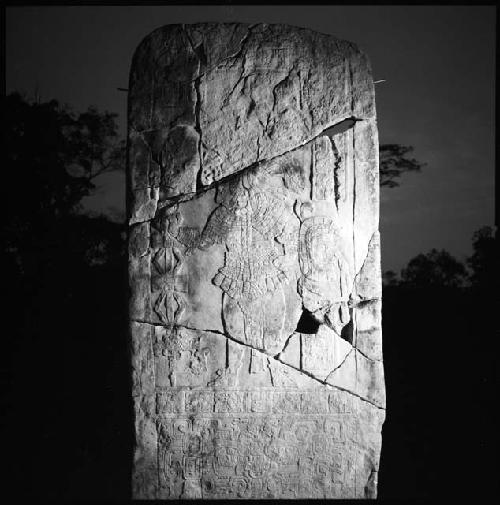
[128, 22, 385, 499]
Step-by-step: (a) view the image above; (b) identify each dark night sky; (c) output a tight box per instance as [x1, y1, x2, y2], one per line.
[6, 5, 495, 272]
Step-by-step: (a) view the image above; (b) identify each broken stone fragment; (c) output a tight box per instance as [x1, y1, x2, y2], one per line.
[129, 187, 159, 225]
[354, 299, 383, 361]
[276, 331, 300, 368]
[302, 325, 353, 381]
[128, 22, 384, 500]
[325, 349, 386, 409]
[354, 231, 382, 301]
[353, 119, 380, 274]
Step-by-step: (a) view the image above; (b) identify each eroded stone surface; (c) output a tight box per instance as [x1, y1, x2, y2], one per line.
[128, 22, 384, 500]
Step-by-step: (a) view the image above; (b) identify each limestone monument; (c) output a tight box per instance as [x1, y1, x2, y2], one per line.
[128, 22, 385, 499]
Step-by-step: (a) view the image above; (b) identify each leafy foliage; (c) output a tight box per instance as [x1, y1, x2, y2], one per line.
[383, 227, 497, 290]
[399, 248, 468, 289]
[3, 92, 125, 279]
[382, 270, 400, 286]
[4, 92, 130, 499]
[467, 226, 497, 290]
[379, 143, 425, 188]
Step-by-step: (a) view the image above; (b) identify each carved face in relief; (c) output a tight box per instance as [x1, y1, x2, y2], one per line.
[299, 216, 346, 283]
[306, 222, 337, 274]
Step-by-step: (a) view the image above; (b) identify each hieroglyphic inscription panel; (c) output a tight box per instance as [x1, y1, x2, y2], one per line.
[156, 389, 359, 499]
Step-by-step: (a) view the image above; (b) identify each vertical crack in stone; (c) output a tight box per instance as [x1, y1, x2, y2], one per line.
[267, 358, 275, 386]
[222, 33, 250, 110]
[299, 332, 303, 370]
[227, 24, 255, 66]
[179, 24, 259, 84]
[338, 257, 344, 299]
[148, 324, 155, 389]
[149, 73, 155, 128]
[182, 25, 206, 193]
[354, 309, 359, 390]
[352, 126, 357, 276]
[219, 24, 257, 114]
[349, 55, 355, 115]
[194, 72, 203, 192]
[347, 56, 358, 282]
[320, 117, 358, 213]
[329, 135, 341, 211]
[156, 422, 161, 494]
[309, 141, 315, 200]
[222, 70, 245, 108]
[298, 69, 303, 110]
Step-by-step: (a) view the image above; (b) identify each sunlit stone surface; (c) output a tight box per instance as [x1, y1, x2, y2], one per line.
[128, 22, 385, 499]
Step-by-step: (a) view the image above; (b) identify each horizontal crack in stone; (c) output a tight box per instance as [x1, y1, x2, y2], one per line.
[131, 322, 384, 410]
[198, 325, 386, 411]
[155, 115, 366, 206]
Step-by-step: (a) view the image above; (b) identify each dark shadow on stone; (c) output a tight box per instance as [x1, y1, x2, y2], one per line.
[295, 309, 320, 334]
[322, 117, 358, 137]
[340, 314, 353, 344]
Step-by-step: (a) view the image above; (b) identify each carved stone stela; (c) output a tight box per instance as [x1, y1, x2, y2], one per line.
[128, 23, 385, 499]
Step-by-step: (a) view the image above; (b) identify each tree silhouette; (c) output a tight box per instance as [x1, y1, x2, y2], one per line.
[383, 227, 497, 291]
[399, 248, 468, 289]
[3, 92, 125, 280]
[382, 269, 400, 286]
[4, 92, 131, 500]
[379, 143, 425, 188]
[467, 225, 497, 291]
